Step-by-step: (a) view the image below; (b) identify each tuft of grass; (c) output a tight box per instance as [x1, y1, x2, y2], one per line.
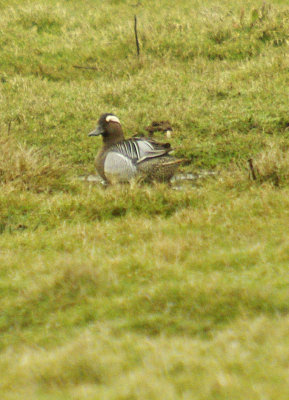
[0, 135, 70, 192]
[251, 141, 289, 187]
[222, 139, 289, 188]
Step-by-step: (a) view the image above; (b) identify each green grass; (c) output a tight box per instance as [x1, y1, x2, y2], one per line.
[1, 0, 289, 399]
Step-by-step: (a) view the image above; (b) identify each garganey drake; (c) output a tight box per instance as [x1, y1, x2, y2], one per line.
[88, 113, 184, 184]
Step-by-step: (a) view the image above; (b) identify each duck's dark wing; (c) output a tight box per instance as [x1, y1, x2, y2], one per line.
[111, 138, 172, 164]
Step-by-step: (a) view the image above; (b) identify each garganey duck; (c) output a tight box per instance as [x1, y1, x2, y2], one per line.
[88, 113, 183, 184]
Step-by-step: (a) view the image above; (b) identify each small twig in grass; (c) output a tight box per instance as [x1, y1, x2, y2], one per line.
[7, 120, 12, 135]
[248, 158, 257, 181]
[73, 65, 98, 70]
[134, 15, 140, 56]
[240, 8, 245, 25]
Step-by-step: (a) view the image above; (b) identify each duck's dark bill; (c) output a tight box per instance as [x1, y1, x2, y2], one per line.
[88, 125, 103, 136]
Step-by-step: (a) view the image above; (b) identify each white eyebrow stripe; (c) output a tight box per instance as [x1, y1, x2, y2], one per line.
[106, 115, 120, 124]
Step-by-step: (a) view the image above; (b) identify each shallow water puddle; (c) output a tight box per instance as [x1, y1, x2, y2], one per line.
[77, 171, 217, 189]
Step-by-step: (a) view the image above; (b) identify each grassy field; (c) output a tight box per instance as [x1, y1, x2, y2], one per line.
[1, 0, 289, 398]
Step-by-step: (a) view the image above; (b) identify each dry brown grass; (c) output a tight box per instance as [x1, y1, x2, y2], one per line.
[0, 135, 69, 192]
[251, 141, 289, 187]
[222, 139, 289, 189]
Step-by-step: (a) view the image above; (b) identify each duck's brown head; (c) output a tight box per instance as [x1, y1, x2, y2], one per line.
[88, 113, 124, 145]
